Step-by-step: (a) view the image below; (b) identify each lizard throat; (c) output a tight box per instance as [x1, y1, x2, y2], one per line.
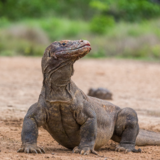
[45, 81, 74, 104]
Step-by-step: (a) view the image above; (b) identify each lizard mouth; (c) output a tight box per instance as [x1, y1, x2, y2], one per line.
[77, 43, 91, 49]
[54, 41, 91, 59]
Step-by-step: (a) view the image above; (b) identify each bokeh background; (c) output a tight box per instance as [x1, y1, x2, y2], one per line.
[1, 0, 160, 59]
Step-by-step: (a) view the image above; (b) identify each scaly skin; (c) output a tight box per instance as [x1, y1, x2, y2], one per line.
[88, 87, 112, 100]
[18, 40, 160, 155]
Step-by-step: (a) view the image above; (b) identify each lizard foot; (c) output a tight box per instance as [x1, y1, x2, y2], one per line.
[17, 144, 45, 154]
[72, 146, 98, 155]
[115, 144, 141, 153]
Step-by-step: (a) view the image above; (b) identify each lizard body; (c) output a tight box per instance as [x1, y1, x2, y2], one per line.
[18, 40, 160, 155]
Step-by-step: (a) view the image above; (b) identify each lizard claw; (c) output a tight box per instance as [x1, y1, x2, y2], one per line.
[116, 144, 130, 153]
[83, 149, 90, 155]
[132, 148, 141, 153]
[72, 146, 80, 153]
[72, 146, 98, 155]
[39, 147, 45, 153]
[115, 144, 141, 153]
[17, 144, 45, 154]
[91, 149, 98, 155]
[24, 148, 29, 153]
[17, 148, 24, 153]
[80, 150, 85, 155]
[30, 148, 38, 154]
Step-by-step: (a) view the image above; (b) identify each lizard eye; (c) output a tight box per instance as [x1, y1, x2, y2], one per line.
[62, 42, 66, 46]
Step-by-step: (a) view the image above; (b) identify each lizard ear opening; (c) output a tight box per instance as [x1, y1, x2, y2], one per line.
[47, 50, 57, 59]
[47, 50, 51, 57]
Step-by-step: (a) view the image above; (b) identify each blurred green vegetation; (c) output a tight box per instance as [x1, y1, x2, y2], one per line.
[1, 0, 160, 22]
[0, 0, 160, 60]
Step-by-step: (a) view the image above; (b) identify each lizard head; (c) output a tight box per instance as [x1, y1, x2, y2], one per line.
[42, 40, 91, 74]
[44, 39, 91, 59]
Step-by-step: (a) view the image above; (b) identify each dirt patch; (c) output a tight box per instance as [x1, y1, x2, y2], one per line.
[0, 57, 160, 159]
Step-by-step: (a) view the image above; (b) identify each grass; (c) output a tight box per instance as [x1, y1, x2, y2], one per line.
[0, 17, 160, 60]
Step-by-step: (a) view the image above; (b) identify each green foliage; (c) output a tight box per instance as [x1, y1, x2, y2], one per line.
[39, 19, 86, 40]
[1, 0, 160, 22]
[0, 34, 45, 56]
[90, 0, 108, 11]
[90, 15, 115, 34]
[89, 0, 160, 22]
[117, 0, 160, 21]
[0, 0, 93, 20]
[150, 45, 160, 58]
[0, 18, 89, 56]
[122, 47, 148, 59]
[0, 17, 10, 27]
[1, 17, 160, 60]
[0, 1, 160, 61]
[121, 45, 160, 59]
[21, 18, 88, 41]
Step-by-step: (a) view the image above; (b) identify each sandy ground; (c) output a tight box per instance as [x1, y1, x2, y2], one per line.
[0, 57, 160, 160]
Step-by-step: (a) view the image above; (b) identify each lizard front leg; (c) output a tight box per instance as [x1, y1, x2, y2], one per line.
[72, 100, 97, 155]
[18, 103, 46, 154]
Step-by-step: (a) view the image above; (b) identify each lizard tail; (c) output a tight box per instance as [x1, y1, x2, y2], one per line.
[136, 129, 160, 146]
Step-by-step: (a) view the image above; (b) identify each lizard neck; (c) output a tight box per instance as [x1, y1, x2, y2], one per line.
[44, 63, 74, 103]
[45, 82, 73, 104]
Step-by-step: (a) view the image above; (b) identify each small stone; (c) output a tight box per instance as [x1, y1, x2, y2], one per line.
[45, 156, 50, 158]
[7, 105, 13, 107]
[51, 152, 55, 155]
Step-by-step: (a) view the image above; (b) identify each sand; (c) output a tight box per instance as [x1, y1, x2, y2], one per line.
[0, 57, 160, 160]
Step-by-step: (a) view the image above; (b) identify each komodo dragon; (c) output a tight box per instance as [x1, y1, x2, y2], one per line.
[18, 40, 160, 155]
